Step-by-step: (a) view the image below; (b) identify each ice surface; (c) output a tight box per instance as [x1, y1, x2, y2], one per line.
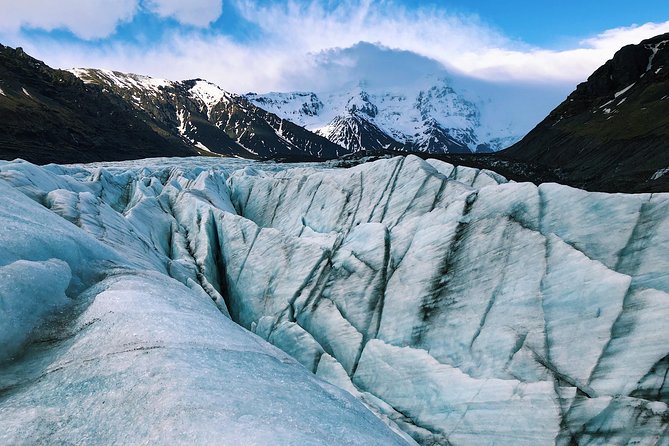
[0, 159, 411, 446]
[1, 155, 668, 445]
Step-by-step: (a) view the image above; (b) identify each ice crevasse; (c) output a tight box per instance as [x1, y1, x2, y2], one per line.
[0, 154, 668, 445]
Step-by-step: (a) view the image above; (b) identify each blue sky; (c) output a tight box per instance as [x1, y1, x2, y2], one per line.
[1, 0, 668, 93]
[411, 0, 669, 46]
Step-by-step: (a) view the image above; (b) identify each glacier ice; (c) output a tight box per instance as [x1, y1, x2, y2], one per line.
[0, 159, 412, 446]
[0, 155, 668, 445]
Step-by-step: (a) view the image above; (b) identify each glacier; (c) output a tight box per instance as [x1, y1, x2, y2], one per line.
[0, 155, 668, 445]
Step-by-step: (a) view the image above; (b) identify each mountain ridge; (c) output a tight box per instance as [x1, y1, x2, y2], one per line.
[70, 68, 344, 161]
[0, 44, 198, 164]
[503, 32, 669, 192]
[245, 78, 520, 155]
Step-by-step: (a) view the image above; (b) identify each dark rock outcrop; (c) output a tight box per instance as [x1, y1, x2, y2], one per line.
[503, 33, 669, 193]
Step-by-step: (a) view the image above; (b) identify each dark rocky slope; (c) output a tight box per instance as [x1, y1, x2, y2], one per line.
[0, 44, 343, 164]
[503, 33, 669, 193]
[71, 69, 343, 161]
[0, 44, 197, 164]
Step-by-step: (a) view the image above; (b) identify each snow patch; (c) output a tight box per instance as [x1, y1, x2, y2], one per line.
[599, 99, 615, 109]
[177, 108, 188, 136]
[651, 167, 669, 180]
[194, 141, 212, 153]
[189, 80, 229, 117]
[69, 68, 172, 94]
[646, 40, 667, 71]
[614, 83, 635, 98]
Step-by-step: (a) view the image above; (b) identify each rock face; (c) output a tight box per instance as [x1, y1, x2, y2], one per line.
[70, 69, 344, 160]
[246, 79, 520, 155]
[504, 33, 669, 193]
[0, 44, 197, 164]
[1, 155, 668, 445]
[0, 43, 345, 165]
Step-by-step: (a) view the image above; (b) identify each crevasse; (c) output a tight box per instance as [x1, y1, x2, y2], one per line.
[0, 155, 667, 446]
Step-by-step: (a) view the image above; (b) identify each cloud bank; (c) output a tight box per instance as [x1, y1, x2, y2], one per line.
[1, 0, 668, 94]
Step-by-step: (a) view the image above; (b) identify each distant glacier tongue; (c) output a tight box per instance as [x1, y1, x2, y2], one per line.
[1, 155, 668, 445]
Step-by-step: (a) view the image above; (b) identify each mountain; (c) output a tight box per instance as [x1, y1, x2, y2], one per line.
[2, 155, 667, 445]
[246, 77, 521, 155]
[0, 43, 344, 165]
[0, 44, 197, 164]
[503, 33, 669, 192]
[70, 68, 344, 161]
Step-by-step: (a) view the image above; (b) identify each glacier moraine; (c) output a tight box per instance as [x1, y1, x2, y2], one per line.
[0, 155, 668, 445]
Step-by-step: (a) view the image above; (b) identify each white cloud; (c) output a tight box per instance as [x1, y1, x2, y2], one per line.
[3, 0, 669, 93]
[232, 0, 669, 85]
[0, 0, 138, 39]
[450, 21, 669, 82]
[144, 0, 223, 27]
[0, 0, 223, 39]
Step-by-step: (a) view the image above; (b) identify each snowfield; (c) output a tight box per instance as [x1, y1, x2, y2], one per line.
[0, 155, 668, 445]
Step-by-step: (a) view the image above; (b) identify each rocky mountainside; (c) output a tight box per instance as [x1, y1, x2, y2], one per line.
[71, 69, 344, 161]
[503, 33, 669, 192]
[1, 155, 667, 445]
[246, 78, 520, 155]
[0, 44, 197, 164]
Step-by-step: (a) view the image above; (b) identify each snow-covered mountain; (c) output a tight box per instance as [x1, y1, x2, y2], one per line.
[69, 68, 343, 160]
[2, 155, 668, 445]
[246, 77, 522, 154]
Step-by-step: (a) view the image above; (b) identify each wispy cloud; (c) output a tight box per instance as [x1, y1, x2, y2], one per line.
[2, 0, 668, 93]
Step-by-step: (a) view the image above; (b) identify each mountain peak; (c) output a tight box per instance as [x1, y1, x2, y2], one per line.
[246, 75, 518, 154]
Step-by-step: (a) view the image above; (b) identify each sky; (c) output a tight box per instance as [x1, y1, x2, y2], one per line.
[1, 0, 669, 95]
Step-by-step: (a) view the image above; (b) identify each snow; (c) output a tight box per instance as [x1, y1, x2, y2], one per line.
[188, 80, 229, 116]
[614, 82, 635, 98]
[21, 87, 31, 98]
[647, 46, 660, 71]
[246, 76, 523, 153]
[69, 68, 173, 94]
[645, 40, 667, 71]
[194, 141, 213, 153]
[176, 108, 188, 135]
[651, 167, 669, 180]
[0, 86, 5, 96]
[68, 67, 94, 82]
[1, 155, 668, 445]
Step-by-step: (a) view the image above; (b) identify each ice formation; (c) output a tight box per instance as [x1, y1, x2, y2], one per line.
[1, 155, 668, 445]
